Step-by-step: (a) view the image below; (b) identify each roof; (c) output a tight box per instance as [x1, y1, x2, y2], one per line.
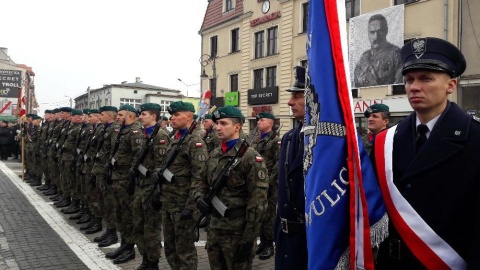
[16, 64, 35, 76]
[200, 0, 244, 32]
[110, 82, 180, 93]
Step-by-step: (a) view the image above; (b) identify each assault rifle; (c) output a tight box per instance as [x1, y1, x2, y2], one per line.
[57, 121, 72, 156]
[203, 125, 214, 141]
[127, 121, 162, 196]
[104, 119, 127, 189]
[246, 126, 259, 146]
[192, 139, 249, 236]
[71, 123, 88, 173]
[258, 124, 283, 155]
[91, 123, 109, 164]
[80, 123, 100, 167]
[142, 106, 216, 210]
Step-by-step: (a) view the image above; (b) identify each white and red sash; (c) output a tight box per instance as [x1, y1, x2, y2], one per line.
[374, 125, 466, 270]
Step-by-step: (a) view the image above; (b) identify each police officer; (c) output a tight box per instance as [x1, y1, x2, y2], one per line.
[375, 37, 480, 269]
[131, 103, 170, 270]
[194, 105, 269, 270]
[362, 103, 390, 155]
[250, 112, 280, 260]
[274, 66, 308, 270]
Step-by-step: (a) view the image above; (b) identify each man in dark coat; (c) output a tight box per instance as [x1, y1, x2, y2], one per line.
[274, 66, 307, 270]
[0, 120, 11, 160]
[375, 37, 480, 269]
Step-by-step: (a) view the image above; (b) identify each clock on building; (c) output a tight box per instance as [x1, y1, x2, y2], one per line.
[262, 0, 270, 14]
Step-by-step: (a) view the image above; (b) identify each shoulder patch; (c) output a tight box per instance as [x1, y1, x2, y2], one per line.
[256, 156, 263, 162]
[114, 129, 120, 133]
[195, 142, 203, 148]
[159, 140, 166, 144]
[278, 141, 281, 145]
[133, 130, 139, 134]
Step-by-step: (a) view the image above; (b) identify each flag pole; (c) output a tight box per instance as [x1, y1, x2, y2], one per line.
[21, 135, 25, 181]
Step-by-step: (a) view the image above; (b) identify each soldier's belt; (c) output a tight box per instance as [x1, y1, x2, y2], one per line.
[280, 218, 306, 234]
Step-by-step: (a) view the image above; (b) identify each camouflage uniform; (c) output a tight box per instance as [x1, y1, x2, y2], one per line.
[24, 123, 35, 177]
[55, 121, 72, 196]
[76, 123, 93, 205]
[161, 127, 208, 270]
[36, 120, 51, 183]
[59, 121, 82, 199]
[81, 123, 104, 215]
[195, 139, 269, 270]
[48, 120, 66, 193]
[251, 130, 280, 251]
[203, 128, 221, 152]
[132, 126, 170, 263]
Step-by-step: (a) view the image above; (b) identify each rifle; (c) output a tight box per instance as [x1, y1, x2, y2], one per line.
[192, 139, 250, 235]
[258, 124, 283, 155]
[246, 126, 259, 146]
[203, 125, 214, 141]
[58, 121, 72, 156]
[142, 106, 217, 210]
[127, 121, 162, 196]
[91, 123, 110, 164]
[104, 119, 127, 189]
[79, 123, 100, 168]
[71, 123, 88, 172]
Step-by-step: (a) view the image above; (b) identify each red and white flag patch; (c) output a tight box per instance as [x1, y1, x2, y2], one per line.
[159, 140, 166, 144]
[256, 156, 263, 162]
[196, 142, 203, 148]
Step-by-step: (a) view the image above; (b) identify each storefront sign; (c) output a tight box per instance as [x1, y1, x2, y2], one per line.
[0, 70, 21, 98]
[250, 11, 281, 27]
[224, 92, 239, 106]
[247, 86, 278, 105]
[354, 97, 412, 114]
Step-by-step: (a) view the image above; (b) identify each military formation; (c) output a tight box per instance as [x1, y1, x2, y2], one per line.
[18, 92, 289, 270]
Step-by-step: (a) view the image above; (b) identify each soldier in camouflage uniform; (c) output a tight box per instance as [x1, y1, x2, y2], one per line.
[203, 114, 220, 152]
[250, 112, 280, 260]
[26, 115, 42, 185]
[161, 116, 169, 133]
[30, 111, 51, 187]
[194, 106, 269, 270]
[45, 108, 67, 197]
[361, 103, 390, 155]
[104, 105, 143, 265]
[52, 107, 73, 206]
[56, 110, 83, 209]
[153, 101, 207, 270]
[130, 103, 170, 270]
[83, 106, 118, 236]
[22, 114, 35, 180]
[37, 110, 55, 190]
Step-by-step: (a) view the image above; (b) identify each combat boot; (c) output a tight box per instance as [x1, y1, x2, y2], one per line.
[97, 228, 118, 247]
[113, 243, 135, 264]
[80, 219, 96, 231]
[258, 244, 275, 260]
[37, 182, 50, 191]
[56, 196, 71, 208]
[85, 219, 102, 234]
[146, 260, 159, 270]
[135, 254, 148, 270]
[62, 199, 81, 214]
[53, 195, 66, 204]
[77, 210, 92, 224]
[69, 205, 85, 220]
[256, 242, 266, 255]
[106, 238, 126, 259]
[44, 185, 58, 196]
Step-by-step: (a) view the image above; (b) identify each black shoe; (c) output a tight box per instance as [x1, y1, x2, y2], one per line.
[256, 242, 266, 255]
[80, 220, 95, 231]
[113, 247, 135, 264]
[44, 188, 58, 196]
[77, 212, 92, 224]
[98, 230, 118, 247]
[62, 200, 81, 214]
[56, 197, 71, 208]
[85, 222, 102, 234]
[106, 242, 126, 259]
[37, 183, 50, 190]
[136, 254, 148, 270]
[53, 196, 65, 204]
[258, 245, 274, 260]
[69, 209, 85, 220]
[146, 260, 159, 270]
[94, 229, 109, 243]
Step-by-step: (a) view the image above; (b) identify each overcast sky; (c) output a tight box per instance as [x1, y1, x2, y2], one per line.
[2, 0, 209, 109]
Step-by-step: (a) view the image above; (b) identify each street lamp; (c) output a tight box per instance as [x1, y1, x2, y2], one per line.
[64, 95, 73, 107]
[177, 78, 199, 98]
[199, 54, 217, 104]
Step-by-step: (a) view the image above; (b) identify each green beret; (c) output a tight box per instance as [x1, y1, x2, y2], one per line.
[256, 112, 275, 120]
[364, 104, 390, 118]
[139, 103, 161, 112]
[82, 109, 90, 114]
[60, 107, 73, 113]
[119, 105, 138, 116]
[212, 106, 245, 123]
[53, 108, 61, 114]
[167, 101, 195, 114]
[44, 109, 53, 114]
[204, 114, 213, 120]
[32, 115, 42, 120]
[161, 116, 169, 121]
[89, 109, 100, 114]
[71, 109, 83, 116]
[26, 113, 36, 118]
[194, 114, 198, 120]
[99, 106, 118, 113]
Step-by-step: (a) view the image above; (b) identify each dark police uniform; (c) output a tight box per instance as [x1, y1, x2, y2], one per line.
[274, 66, 307, 270]
[375, 37, 480, 269]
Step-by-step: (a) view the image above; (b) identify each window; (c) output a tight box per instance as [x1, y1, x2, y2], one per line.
[254, 69, 264, 89]
[352, 88, 359, 98]
[267, 27, 278, 56]
[225, 0, 234, 12]
[210, 78, 217, 100]
[210, 36, 218, 57]
[160, 100, 172, 112]
[391, 85, 405, 95]
[255, 31, 264, 59]
[231, 28, 240, 53]
[120, 98, 142, 109]
[266, 66, 277, 87]
[346, 0, 360, 20]
[302, 2, 309, 33]
[395, 0, 420, 4]
[230, 74, 239, 92]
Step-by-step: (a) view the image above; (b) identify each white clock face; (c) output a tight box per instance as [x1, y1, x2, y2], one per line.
[262, 1, 270, 14]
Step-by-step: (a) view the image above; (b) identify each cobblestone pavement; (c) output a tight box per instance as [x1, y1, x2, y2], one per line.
[0, 159, 275, 270]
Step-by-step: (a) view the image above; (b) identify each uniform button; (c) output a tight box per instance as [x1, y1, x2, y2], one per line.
[289, 178, 293, 182]
[406, 184, 412, 189]
[284, 255, 288, 258]
[284, 204, 288, 207]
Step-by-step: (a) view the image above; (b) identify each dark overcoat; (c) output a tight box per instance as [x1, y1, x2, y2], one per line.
[377, 102, 480, 269]
[274, 123, 307, 270]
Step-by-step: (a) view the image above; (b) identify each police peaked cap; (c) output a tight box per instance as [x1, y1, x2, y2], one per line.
[60, 107, 73, 113]
[99, 106, 118, 113]
[401, 37, 466, 77]
[212, 106, 245, 123]
[364, 104, 390, 118]
[139, 103, 161, 112]
[167, 101, 195, 114]
[44, 109, 53, 114]
[71, 109, 83, 116]
[89, 109, 100, 114]
[256, 112, 276, 120]
[287, 66, 306, 92]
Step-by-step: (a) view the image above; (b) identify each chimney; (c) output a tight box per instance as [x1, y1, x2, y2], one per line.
[0, 47, 9, 60]
[135, 77, 142, 83]
[121, 81, 128, 84]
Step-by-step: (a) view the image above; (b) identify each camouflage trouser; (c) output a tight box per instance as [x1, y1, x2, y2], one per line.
[90, 173, 116, 228]
[49, 157, 60, 189]
[35, 147, 46, 180]
[112, 178, 134, 243]
[24, 144, 33, 175]
[207, 229, 256, 270]
[60, 160, 74, 197]
[132, 184, 162, 261]
[89, 174, 104, 219]
[259, 182, 278, 244]
[162, 208, 197, 270]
